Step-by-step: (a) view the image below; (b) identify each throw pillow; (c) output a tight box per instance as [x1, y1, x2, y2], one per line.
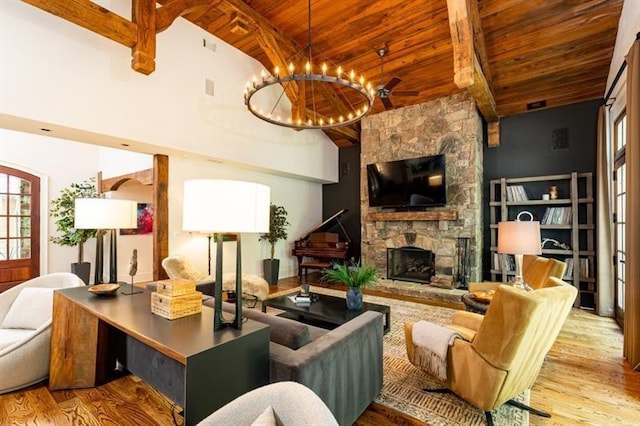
[251, 406, 277, 426]
[1, 287, 55, 329]
[222, 273, 269, 300]
[162, 256, 207, 282]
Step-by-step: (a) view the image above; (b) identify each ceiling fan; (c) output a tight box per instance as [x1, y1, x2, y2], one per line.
[375, 47, 419, 110]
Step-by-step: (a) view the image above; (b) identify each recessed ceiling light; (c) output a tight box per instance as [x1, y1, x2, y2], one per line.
[121, 143, 130, 147]
[40, 128, 51, 132]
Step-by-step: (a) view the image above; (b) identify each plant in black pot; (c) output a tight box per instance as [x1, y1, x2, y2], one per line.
[322, 260, 379, 310]
[259, 204, 290, 285]
[49, 179, 98, 285]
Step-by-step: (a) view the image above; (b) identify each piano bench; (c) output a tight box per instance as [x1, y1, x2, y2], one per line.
[300, 262, 332, 280]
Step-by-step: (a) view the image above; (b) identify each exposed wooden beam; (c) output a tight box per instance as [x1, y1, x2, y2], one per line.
[156, 0, 217, 33]
[132, 0, 156, 75]
[470, 56, 498, 122]
[446, 0, 499, 144]
[218, 0, 352, 121]
[488, 121, 500, 148]
[153, 155, 169, 281]
[469, 0, 493, 90]
[305, 108, 359, 144]
[22, 0, 213, 75]
[252, 27, 303, 118]
[21, 0, 137, 47]
[446, 0, 474, 88]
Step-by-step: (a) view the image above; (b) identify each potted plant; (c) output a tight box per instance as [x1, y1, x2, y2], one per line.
[322, 260, 379, 310]
[49, 179, 98, 285]
[259, 204, 290, 285]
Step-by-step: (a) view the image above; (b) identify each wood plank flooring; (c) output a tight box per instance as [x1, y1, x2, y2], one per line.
[1, 274, 638, 425]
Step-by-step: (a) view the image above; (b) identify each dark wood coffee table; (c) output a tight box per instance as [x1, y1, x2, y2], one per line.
[262, 291, 390, 334]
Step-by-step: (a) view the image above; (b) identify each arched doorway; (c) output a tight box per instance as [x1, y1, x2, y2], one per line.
[0, 166, 40, 292]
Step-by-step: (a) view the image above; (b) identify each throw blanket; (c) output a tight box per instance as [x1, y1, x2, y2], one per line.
[411, 321, 463, 381]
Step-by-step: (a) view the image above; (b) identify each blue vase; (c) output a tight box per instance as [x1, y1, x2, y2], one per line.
[346, 287, 363, 310]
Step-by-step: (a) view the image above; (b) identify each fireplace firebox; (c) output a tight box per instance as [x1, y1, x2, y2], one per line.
[387, 247, 435, 284]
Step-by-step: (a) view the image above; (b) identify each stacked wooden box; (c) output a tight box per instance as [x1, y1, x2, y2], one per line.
[151, 278, 202, 320]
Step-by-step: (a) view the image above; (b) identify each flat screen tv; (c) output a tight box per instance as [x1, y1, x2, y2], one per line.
[366, 154, 446, 208]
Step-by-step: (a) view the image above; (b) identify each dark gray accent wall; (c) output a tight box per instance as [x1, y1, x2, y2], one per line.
[322, 145, 361, 260]
[482, 99, 600, 279]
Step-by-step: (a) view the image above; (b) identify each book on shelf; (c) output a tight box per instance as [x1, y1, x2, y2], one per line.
[563, 258, 589, 280]
[506, 185, 529, 202]
[541, 207, 572, 225]
[493, 253, 515, 272]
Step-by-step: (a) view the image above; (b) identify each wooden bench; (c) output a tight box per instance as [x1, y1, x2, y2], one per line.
[299, 261, 331, 281]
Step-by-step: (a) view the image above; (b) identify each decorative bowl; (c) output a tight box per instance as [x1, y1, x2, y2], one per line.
[88, 283, 120, 297]
[472, 290, 495, 303]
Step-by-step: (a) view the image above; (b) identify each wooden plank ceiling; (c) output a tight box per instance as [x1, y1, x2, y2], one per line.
[177, 0, 622, 146]
[23, 0, 624, 147]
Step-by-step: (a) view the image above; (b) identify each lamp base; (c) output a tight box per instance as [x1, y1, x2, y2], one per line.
[119, 283, 143, 295]
[508, 277, 533, 292]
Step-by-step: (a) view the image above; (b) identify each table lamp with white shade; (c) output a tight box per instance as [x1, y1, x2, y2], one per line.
[183, 179, 270, 331]
[74, 198, 138, 293]
[497, 219, 542, 291]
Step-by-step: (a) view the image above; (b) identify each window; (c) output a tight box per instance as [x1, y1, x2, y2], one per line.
[613, 112, 626, 326]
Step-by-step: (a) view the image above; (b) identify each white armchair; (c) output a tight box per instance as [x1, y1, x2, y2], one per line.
[197, 381, 338, 426]
[0, 272, 84, 394]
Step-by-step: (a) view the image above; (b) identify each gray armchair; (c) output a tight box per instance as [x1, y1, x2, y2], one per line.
[206, 299, 384, 425]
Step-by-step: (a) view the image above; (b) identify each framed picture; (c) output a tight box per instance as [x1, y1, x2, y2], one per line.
[120, 203, 153, 235]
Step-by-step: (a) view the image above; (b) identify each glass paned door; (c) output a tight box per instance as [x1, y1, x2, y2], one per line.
[0, 166, 40, 292]
[613, 113, 626, 326]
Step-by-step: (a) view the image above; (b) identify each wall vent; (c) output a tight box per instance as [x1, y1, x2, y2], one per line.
[203, 38, 216, 53]
[527, 100, 546, 110]
[205, 79, 215, 97]
[552, 128, 569, 150]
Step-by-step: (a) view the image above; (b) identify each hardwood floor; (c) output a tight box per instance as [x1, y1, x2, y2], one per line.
[1, 275, 638, 425]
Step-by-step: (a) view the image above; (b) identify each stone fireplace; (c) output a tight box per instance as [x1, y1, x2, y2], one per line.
[361, 92, 483, 285]
[387, 246, 435, 284]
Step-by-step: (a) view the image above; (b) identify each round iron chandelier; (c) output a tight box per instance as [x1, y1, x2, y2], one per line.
[243, 1, 376, 130]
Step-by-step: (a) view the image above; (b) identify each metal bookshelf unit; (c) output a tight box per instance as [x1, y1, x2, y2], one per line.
[489, 172, 595, 309]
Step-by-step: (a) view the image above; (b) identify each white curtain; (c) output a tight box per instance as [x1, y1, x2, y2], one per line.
[596, 106, 614, 317]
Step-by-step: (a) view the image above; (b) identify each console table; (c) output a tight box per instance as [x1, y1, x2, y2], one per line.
[49, 286, 270, 425]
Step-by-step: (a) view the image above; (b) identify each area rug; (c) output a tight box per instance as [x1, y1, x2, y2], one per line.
[265, 286, 528, 426]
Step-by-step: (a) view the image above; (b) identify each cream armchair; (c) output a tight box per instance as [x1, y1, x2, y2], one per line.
[405, 277, 577, 424]
[469, 255, 567, 292]
[197, 381, 338, 425]
[0, 272, 85, 394]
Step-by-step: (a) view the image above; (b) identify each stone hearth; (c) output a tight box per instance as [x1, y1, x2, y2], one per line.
[361, 92, 483, 286]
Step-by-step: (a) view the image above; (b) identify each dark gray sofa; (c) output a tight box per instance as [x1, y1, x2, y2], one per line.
[203, 299, 384, 426]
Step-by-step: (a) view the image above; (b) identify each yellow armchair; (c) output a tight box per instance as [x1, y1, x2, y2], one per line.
[468, 255, 567, 293]
[405, 277, 577, 424]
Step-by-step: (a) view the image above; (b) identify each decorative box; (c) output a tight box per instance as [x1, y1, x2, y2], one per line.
[151, 291, 202, 320]
[154, 278, 196, 297]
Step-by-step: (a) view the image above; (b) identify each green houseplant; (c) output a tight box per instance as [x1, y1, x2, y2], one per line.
[322, 260, 380, 310]
[49, 179, 98, 284]
[258, 204, 290, 285]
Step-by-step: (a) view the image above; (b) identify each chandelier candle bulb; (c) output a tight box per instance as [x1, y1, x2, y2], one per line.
[274, 66, 280, 78]
[305, 61, 311, 74]
[289, 63, 294, 75]
[337, 66, 342, 78]
[350, 70, 355, 82]
[322, 63, 327, 76]
[359, 75, 365, 85]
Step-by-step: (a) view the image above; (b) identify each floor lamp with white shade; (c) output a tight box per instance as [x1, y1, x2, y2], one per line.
[183, 179, 270, 331]
[74, 198, 138, 292]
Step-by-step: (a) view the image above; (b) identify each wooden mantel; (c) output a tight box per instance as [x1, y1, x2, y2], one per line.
[367, 210, 458, 222]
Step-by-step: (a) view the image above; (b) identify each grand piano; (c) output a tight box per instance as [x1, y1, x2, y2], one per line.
[292, 209, 350, 280]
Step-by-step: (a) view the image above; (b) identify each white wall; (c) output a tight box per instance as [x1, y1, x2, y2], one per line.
[0, 128, 99, 276]
[169, 157, 322, 279]
[605, 0, 640, 94]
[0, 0, 338, 183]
